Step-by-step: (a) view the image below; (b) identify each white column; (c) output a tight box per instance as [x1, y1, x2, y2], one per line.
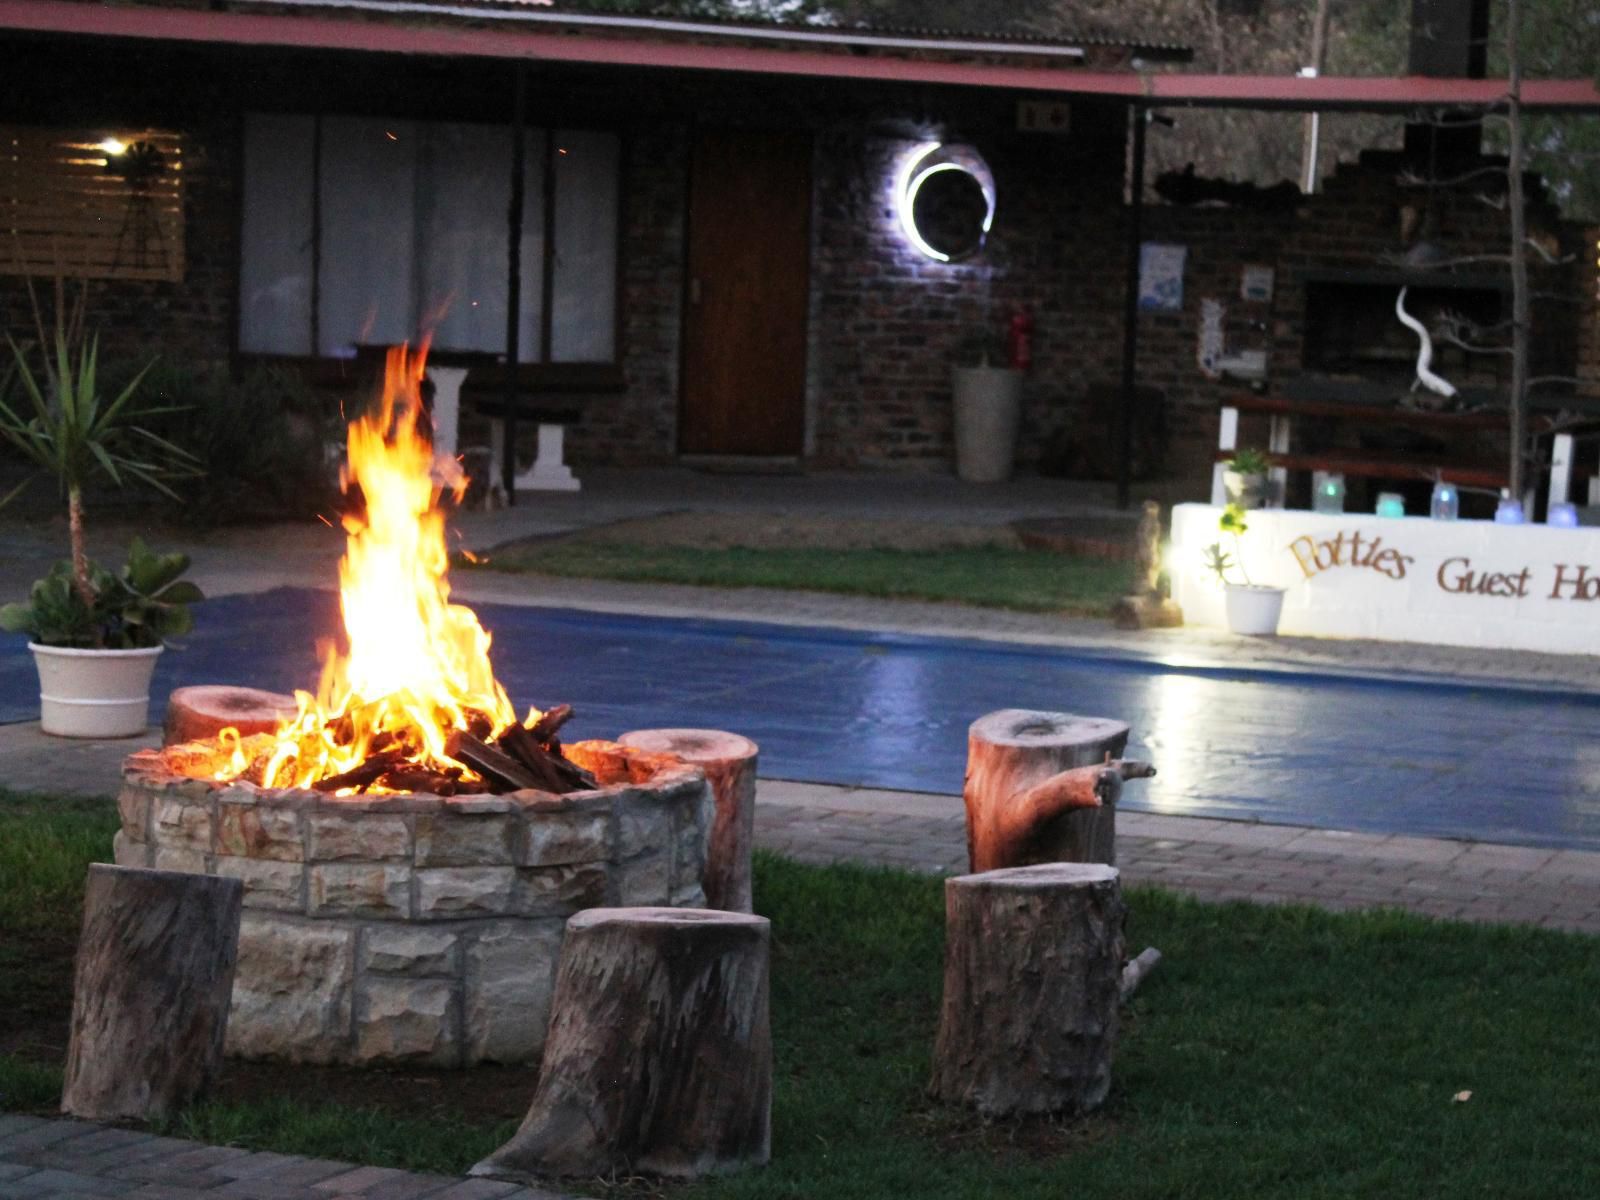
[426, 366, 468, 468]
[1548, 432, 1574, 508]
[514, 424, 581, 492]
[1211, 406, 1239, 505]
[1267, 413, 1291, 508]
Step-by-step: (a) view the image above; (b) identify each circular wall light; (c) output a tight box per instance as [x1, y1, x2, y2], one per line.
[895, 142, 996, 263]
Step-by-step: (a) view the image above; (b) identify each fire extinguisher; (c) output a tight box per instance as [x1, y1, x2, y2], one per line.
[1007, 308, 1034, 372]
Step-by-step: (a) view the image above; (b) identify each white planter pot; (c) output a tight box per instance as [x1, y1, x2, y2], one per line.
[1223, 469, 1269, 510]
[29, 642, 164, 738]
[1223, 586, 1286, 636]
[951, 365, 1023, 483]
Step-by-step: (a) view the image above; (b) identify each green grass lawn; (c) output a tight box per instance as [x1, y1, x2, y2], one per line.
[0, 790, 119, 1112]
[5, 792, 1600, 1197]
[472, 543, 1133, 615]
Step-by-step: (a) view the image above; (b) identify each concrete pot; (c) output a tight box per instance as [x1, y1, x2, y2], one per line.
[29, 642, 164, 738]
[951, 365, 1023, 483]
[1223, 586, 1285, 636]
[1223, 469, 1269, 510]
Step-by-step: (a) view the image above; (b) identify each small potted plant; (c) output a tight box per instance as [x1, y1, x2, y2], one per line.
[1222, 446, 1272, 509]
[0, 283, 203, 736]
[2, 542, 204, 735]
[1204, 503, 1285, 636]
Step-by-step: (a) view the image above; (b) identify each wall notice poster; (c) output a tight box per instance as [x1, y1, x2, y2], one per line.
[1240, 264, 1275, 302]
[1138, 243, 1187, 311]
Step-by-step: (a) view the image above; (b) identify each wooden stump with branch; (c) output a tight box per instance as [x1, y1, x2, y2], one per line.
[929, 863, 1126, 1117]
[619, 728, 758, 912]
[61, 864, 244, 1122]
[472, 907, 772, 1182]
[963, 709, 1154, 872]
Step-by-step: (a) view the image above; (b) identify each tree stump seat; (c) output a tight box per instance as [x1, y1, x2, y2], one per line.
[473, 906, 772, 1182]
[162, 685, 297, 747]
[929, 863, 1127, 1117]
[619, 728, 758, 912]
[62, 864, 244, 1122]
[964, 708, 1155, 871]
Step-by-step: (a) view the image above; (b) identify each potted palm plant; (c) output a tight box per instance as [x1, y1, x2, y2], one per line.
[1204, 503, 1285, 636]
[0, 283, 203, 736]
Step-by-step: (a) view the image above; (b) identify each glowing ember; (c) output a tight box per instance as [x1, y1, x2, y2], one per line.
[218, 344, 531, 793]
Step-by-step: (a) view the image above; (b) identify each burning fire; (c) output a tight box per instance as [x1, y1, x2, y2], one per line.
[219, 344, 532, 792]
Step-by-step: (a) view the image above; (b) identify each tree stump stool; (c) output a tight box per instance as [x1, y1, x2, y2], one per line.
[62, 864, 244, 1122]
[619, 728, 758, 912]
[162, 685, 297, 747]
[473, 907, 772, 1182]
[963, 708, 1153, 871]
[929, 863, 1126, 1117]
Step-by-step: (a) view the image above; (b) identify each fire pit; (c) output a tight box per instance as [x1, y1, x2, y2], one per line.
[110, 344, 714, 1065]
[115, 738, 711, 1066]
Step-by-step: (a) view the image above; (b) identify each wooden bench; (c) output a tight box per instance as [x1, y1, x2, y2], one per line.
[1212, 392, 1515, 506]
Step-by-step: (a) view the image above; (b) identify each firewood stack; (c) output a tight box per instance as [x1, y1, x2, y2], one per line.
[298, 703, 597, 797]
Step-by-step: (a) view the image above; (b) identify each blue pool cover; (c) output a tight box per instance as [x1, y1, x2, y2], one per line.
[4, 587, 1597, 851]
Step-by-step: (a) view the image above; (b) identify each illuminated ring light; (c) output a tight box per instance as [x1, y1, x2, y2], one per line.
[895, 141, 996, 263]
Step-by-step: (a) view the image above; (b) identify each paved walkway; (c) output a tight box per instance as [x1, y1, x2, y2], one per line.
[756, 781, 1600, 934]
[0, 1115, 563, 1200]
[7, 720, 1599, 935]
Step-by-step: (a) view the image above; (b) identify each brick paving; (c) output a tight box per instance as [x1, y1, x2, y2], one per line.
[754, 780, 1600, 935]
[0, 1116, 564, 1200]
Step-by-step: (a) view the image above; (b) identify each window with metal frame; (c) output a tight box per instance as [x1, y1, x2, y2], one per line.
[238, 114, 618, 363]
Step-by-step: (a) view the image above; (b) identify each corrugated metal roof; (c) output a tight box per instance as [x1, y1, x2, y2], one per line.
[2, 0, 1597, 114]
[538, 1, 1194, 59]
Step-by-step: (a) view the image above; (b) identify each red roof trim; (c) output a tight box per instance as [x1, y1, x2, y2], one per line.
[2, 0, 1598, 111]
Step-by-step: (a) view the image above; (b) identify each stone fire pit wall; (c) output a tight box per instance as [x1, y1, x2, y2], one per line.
[114, 741, 713, 1068]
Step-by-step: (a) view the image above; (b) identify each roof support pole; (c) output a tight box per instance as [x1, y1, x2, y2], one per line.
[1115, 104, 1147, 511]
[502, 60, 527, 505]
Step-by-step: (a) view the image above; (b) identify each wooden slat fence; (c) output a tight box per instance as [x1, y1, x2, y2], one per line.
[0, 127, 185, 283]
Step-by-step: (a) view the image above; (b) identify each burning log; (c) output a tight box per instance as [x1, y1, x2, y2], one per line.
[496, 724, 597, 793]
[62, 864, 243, 1122]
[445, 730, 544, 793]
[527, 703, 574, 744]
[376, 765, 465, 796]
[311, 748, 408, 794]
[292, 710, 596, 798]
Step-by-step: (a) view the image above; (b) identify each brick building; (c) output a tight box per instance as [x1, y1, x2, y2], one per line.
[2, 1, 1597, 497]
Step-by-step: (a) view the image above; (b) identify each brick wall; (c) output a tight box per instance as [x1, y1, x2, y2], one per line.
[558, 126, 687, 467]
[1135, 154, 1587, 484]
[3, 35, 1591, 486]
[0, 114, 238, 376]
[808, 115, 1128, 469]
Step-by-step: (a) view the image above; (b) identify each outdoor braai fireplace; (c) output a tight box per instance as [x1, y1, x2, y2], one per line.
[114, 346, 713, 1067]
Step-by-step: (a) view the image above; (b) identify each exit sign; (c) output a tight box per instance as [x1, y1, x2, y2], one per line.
[1017, 101, 1072, 134]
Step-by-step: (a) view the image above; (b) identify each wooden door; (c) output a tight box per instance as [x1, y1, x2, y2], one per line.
[679, 128, 811, 457]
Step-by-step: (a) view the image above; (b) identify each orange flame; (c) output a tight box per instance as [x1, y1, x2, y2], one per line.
[221, 344, 529, 792]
